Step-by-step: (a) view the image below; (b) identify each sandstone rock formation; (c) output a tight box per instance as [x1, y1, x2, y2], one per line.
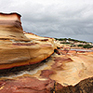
[0, 50, 93, 93]
[0, 13, 29, 41]
[0, 13, 56, 69]
[0, 76, 55, 93]
[0, 12, 93, 93]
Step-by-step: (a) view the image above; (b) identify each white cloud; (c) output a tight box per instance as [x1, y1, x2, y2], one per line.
[0, 0, 93, 42]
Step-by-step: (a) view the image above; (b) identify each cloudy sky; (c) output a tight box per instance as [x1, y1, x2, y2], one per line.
[0, 0, 93, 42]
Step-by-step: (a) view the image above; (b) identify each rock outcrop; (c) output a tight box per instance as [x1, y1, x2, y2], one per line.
[0, 50, 93, 93]
[0, 12, 93, 93]
[0, 13, 28, 41]
[0, 13, 56, 69]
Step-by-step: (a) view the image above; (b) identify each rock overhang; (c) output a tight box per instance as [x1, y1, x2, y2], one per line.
[0, 12, 56, 69]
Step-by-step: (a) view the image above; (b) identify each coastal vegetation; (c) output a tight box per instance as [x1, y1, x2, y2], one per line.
[55, 38, 93, 49]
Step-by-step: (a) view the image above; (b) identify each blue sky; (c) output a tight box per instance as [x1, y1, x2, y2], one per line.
[0, 0, 93, 42]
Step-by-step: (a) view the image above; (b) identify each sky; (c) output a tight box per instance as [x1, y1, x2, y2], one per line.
[0, 0, 93, 42]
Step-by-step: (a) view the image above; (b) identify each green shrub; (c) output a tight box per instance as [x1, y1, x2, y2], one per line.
[60, 42, 70, 44]
[83, 44, 93, 48]
[78, 44, 83, 47]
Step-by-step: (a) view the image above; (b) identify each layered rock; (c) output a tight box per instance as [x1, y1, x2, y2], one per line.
[31, 50, 93, 93]
[0, 13, 56, 69]
[0, 50, 93, 93]
[0, 76, 55, 93]
[0, 12, 93, 93]
[0, 13, 29, 41]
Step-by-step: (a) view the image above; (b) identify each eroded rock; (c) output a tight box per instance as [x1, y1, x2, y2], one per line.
[0, 13, 56, 69]
[0, 76, 55, 93]
[0, 12, 93, 93]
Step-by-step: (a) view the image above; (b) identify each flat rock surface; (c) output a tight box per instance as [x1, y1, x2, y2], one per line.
[0, 77, 55, 93]
[0, 50, 93, 93]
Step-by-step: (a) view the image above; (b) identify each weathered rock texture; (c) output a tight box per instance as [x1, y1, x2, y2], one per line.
[28, 49, 93, 93]
[0, 12, 93, 93]
[0, 49, 93, 93]
[55, 76, 93, 93]
[0, 13, 28, 41]
[49, 50, 93, 86]
[0, 13, 56, 69]
[0, 76, 55, 93]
